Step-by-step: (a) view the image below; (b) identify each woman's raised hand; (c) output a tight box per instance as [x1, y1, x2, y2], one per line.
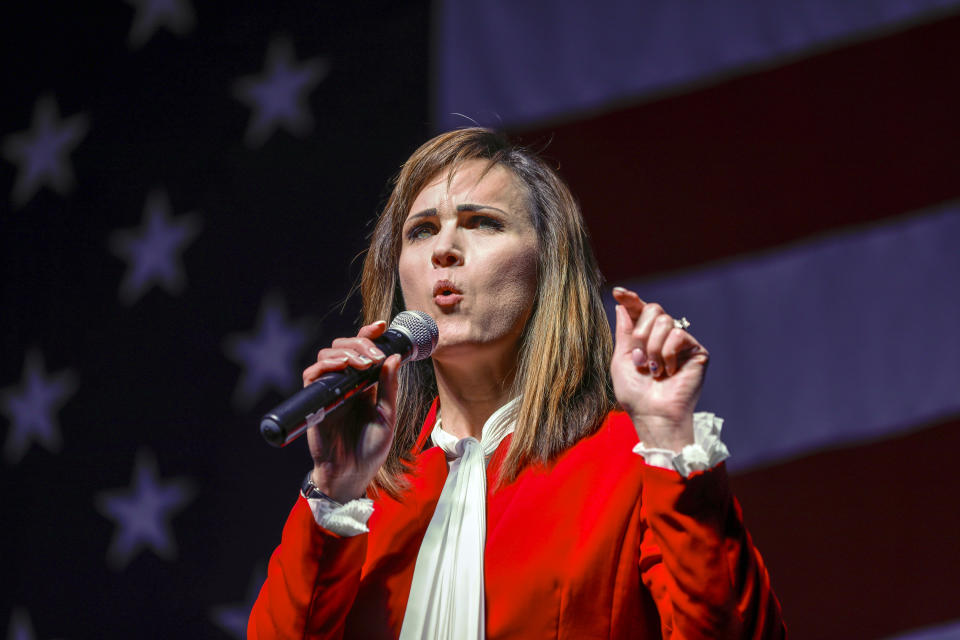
[610, 287, 710, 453]
[302, 320, 402, 503]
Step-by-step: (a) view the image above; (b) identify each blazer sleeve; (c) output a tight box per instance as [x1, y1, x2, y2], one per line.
[638, 462, 786, 639]
[248, 496, 367, 640]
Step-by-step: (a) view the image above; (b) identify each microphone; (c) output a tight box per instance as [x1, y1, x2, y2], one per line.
[260, 310, 439, 447]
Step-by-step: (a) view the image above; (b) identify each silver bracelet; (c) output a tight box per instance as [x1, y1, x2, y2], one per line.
[300, 470, 343, 508]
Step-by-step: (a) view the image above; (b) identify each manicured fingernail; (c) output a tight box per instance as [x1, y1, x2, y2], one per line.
[370, 348, 385, 360]
[613, 286, 627, 294]
[631, 348, 647, 367]
[648, 361, 659, 374]
[357, 355, 372, 365]
[372, 320, 387, 328]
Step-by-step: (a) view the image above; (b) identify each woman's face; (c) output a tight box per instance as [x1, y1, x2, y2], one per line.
[398, 159, 539, 362]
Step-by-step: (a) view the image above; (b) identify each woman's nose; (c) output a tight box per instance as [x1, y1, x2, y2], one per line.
[431, 229, 463, 268]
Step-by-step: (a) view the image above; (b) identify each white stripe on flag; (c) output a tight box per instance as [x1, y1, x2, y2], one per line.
[609, 201, 960, 471]
[882, 619, 960, 640]
[437, 0, 960, 129]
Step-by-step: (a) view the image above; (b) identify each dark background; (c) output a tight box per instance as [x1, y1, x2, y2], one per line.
[1, 1, 432, 637]
[3, 1, 959, 638]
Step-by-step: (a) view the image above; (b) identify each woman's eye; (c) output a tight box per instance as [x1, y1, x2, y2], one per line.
[469, 215, 503, 230]
[406, 223, 436, 241]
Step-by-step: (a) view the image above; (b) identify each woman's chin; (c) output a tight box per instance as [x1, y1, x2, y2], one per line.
[429, 331, 487, 360]
[432, 336, 472, 356]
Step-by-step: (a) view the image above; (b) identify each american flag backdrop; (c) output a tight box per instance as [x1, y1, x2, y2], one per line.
[2, 1, 430, 637]
[2, 1, 959, 638]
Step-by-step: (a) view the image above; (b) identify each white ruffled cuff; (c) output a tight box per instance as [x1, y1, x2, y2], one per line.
[306, 496, 374, 537]
[632, 411, 730, 477]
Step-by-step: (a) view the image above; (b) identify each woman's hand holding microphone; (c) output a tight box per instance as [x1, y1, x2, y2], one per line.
[301, 320, 402, 504]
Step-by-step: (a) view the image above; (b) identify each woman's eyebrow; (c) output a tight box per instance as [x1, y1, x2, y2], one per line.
[406, 208, 437, 223]
[407, 204, 508, 222]
[456, 203, 508, 214]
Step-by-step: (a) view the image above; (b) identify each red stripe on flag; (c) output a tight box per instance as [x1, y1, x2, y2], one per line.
[729, 416, 960, 639]
[514, 14, 960, 282]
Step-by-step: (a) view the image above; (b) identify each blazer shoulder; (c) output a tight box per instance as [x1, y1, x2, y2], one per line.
[601, 409, 639, 443]
[571, 409, 640, 459]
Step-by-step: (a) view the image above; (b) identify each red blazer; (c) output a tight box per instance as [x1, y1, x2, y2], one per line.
[249, 404, 785, 639]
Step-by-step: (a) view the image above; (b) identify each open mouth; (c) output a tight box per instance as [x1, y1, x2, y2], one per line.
[433, 279, 463, 306]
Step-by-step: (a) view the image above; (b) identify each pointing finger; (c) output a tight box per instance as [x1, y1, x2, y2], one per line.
[612, 286, 646, 321]
[614, 304, 636, 356]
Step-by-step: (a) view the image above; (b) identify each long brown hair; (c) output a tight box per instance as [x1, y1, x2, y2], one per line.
[361, 128, 614, 496]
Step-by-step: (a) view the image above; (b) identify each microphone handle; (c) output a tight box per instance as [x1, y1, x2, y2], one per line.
[260, 329, 411, 447]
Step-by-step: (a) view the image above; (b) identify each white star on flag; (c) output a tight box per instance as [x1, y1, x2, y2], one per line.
[223, 294, 312, 409]
[124, 0, 196, 49]
[95, 449, 195, 570]
[2, 95, 89, 208]
[1, 349, 78, 465]
[233, 37, 330, 147]
[109, 188, 202, 305]
[210, 563, 266, 638]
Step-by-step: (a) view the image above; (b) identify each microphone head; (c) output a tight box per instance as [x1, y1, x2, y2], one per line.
[389, 311, 439, 361]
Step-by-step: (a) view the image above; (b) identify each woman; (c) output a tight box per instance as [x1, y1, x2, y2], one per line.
[249, 128, 785, 639]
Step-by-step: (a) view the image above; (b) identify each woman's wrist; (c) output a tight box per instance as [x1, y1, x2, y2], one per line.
[631, 414, 695, 454]
[310, 465, 368, 504]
